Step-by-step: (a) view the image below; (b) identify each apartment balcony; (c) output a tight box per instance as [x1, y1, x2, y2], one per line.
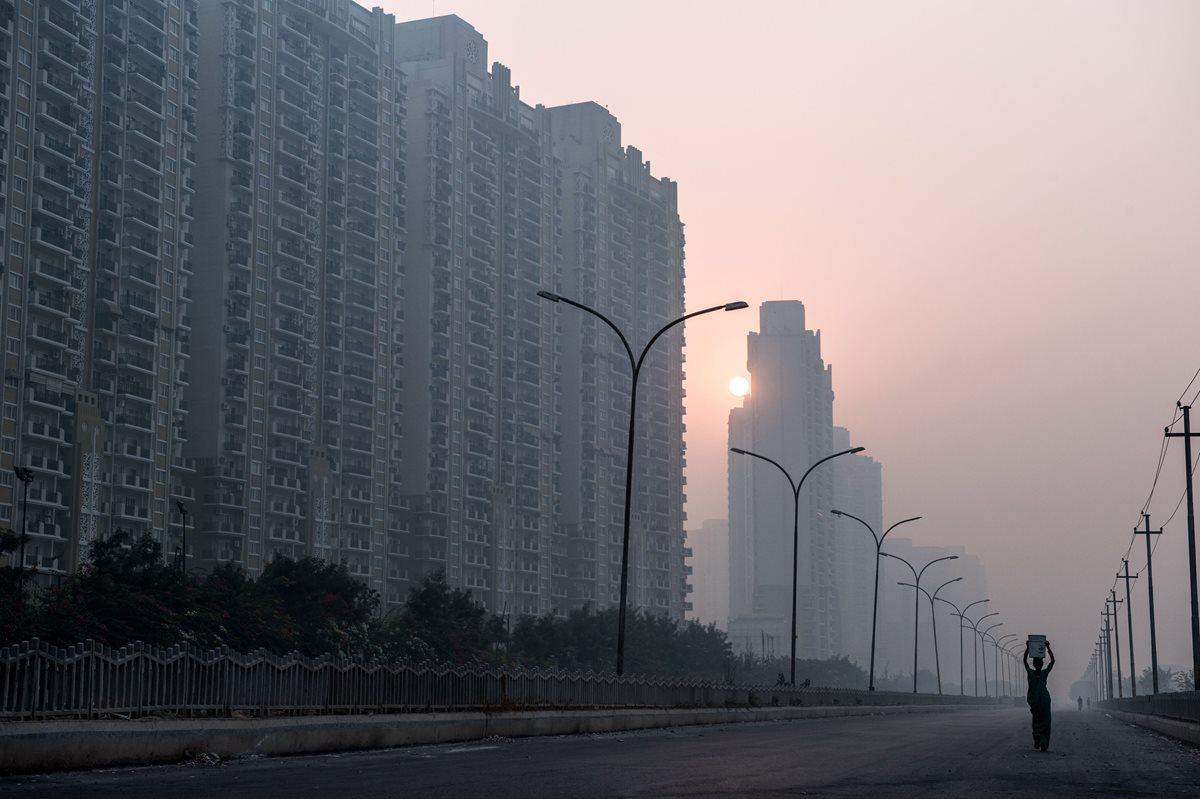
[24, 420, 70, 445]
[114, 501, 151, 523]
[122, 442, 153, 461]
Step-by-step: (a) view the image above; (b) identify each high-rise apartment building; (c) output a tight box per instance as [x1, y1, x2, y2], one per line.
[393, 20, 688, 620]
[394, 16, 561, 616]
[2, 6, 690, 624]
[728, 301, 838, 658]
[550, 102, 689, 620]
[0, 0, 200, 576]
[188, 0, 405, 586]
[831, 426, 881, 666]
[686, 518, 729, 628]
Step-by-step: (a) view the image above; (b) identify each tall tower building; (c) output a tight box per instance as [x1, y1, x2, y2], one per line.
[831, 426, 881, 666]
[728, 301, 837, 658]
[0, 0, 200, 577]
[550, 102, 689, 620]
[395, 16, 561, 616]
[188, 0, 405, 586]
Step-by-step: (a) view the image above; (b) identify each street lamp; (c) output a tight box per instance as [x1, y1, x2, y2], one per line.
[831, 509, 922, 691]
[175, 501, 188, 576]
[1000, 640, 1020, 698]
[538, 290, 748, 675]
[881, 551, 958, 693]
[732, 446, 865, 685]
[978, 620, 1003, 697]
[957, 609, 998, 696]
[995, 633, 1018, 697]
[935, 597, 989, 696]
[897, 576, 962, 694]
[11, 465, 33, 601]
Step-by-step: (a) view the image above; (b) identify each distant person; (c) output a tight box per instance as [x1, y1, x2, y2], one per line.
[1077, 696, 1083, 711]
[1086, 697, 1091, 710]
[1024, 641, 1056, 751]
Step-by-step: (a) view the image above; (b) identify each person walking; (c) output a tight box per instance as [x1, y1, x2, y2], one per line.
[1024, 640, 1055, 751]
[1077, 696, 1083, 711]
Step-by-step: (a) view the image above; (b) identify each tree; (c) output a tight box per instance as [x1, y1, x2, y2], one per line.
[0, 528, 34, 643]
[378, 570, 504, 664]
[253, 555, 379, 657]
[1136, 666, 1174, 695]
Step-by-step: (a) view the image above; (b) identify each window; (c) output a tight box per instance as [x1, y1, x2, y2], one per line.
[255, 330, 265, 343]
[6, 339, 18, 355]
[169, 46, 179, 62]
[17, 80, 29, 97]
[18, 48, 31, 67]
[8, 305, 20, 321]
[9, 242, 23, 258]
[168, 75, 178, 90]
[8, 274, 21, 292]
[158, 411, 169, 427]
[251, 462, 262, 475]
[15, 112, 28, 130]
[3, 403, 15, 421]
[158, 441, 168, 455]
[160, 353, 170, 369]
[255, 302, 265, 318]
[13, 177, 25, 194]
[254, 355, 264, 370]
[1, 438, 12, 455]
[11, 209, 24, 227]
[164, 213, 175, 229]
[257, 225, 268, 240]
[170, 20, 180, 36]
[164, 242, 175, 256]
[166, 186, 176, 202]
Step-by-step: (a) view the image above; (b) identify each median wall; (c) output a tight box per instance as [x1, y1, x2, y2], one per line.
[1098, 691, 1200, 747]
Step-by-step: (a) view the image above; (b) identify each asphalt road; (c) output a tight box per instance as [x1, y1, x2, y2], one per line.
[4, 708, 1198, 798]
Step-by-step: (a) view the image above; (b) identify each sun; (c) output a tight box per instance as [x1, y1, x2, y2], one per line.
[729, 376, 750, 397]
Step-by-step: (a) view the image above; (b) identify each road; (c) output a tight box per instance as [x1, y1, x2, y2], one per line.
[3, 708, 1198, 797]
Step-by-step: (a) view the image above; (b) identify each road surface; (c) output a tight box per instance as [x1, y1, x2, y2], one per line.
[4, 707, 1198, 797]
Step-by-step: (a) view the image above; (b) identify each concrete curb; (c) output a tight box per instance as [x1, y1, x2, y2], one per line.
[1104, 709, 1200, 748]
[0, 703, 984, 775]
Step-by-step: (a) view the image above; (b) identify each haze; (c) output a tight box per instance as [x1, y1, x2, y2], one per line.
[381, 0, 1200, 691]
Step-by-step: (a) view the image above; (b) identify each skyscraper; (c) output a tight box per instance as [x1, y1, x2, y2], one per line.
[550, 102, 689, 620]
[188, 0, 405, 585]
[394, 16, 561, 616]
[728, 301, 838, 658]
[0, 0, 200, 576]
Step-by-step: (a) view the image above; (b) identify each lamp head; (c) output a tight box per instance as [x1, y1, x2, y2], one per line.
[730, 447, 748, 455]
[536, 290, 561, 302]
[176, 501, 187, 514]
[849, 446, 866, 454]
[830, 508, 844, 517]
[723, 301, 749, 311]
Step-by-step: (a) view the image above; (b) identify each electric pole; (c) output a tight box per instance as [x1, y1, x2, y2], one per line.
[1107, 591, 1124, 697]
[1117, 559, 1137, 696]
[1165, 403, 1200, 683]
[1135, 513, 1162, 693]
[1102, 608, 1115, 700]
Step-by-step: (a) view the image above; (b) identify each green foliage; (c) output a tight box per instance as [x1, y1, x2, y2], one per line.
[376, 570, 505, 663]
[0, 528, 34, 643]
[726, 652, 868, 689]
[510, 606, 733, 680]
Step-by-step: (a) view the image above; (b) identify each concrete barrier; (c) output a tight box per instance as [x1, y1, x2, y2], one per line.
[0, 703, 991, 775]
[1103, 708, 1200, 748]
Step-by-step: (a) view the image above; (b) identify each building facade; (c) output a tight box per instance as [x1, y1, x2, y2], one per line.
[0, 0, 199, 576]
[188, 0, 405, 588]
[550, 101, 689, 620]
[685, 518, 729, 628]
[2, 5, 690, 625]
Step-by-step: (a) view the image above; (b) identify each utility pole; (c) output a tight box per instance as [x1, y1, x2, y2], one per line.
[1135, 513, 1162, 693]
[1102, 609, 1115, 700]
[1165, 403, 1200, 683]
[1108, 591, 1124, 697]
[1117, 559, 1137, 696]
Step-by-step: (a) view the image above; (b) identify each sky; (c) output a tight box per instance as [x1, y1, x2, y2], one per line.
[381, 0, 1200, 693]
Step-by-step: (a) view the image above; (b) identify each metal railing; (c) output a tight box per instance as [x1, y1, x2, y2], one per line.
[1099, 691, 1200, 723]
[0, 639, 1001, 720]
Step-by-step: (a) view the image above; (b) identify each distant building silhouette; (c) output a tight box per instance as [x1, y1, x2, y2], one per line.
[728, 301, 840, 659]
[831, 427, 882, 667]
[687, 519, 730, 628]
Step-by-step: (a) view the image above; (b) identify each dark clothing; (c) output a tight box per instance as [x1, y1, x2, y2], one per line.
[1026, 667, 1052, 749]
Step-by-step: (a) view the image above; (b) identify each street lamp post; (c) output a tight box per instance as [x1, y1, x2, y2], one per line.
[732, 446, 865, 685]
[830, 509, 921, 691]
[936, 597, 989, 696]
[995, 633, 1017, 697]
[11, 466, 34, 601]
[958, 610, 998, 696]
[978, 621, 1003, 697]
[881, 551, 958, 693]
[175, 501, 188, 576]
[538, 290, 748, 675]
[897, 576, 962, 694]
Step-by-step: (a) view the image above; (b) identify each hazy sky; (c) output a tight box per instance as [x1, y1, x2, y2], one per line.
[383, 0, 1200, 691]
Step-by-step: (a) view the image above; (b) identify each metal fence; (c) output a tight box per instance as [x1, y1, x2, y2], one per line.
[1099, 691, 1200, 723]
[0, 638, 1001, 720]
